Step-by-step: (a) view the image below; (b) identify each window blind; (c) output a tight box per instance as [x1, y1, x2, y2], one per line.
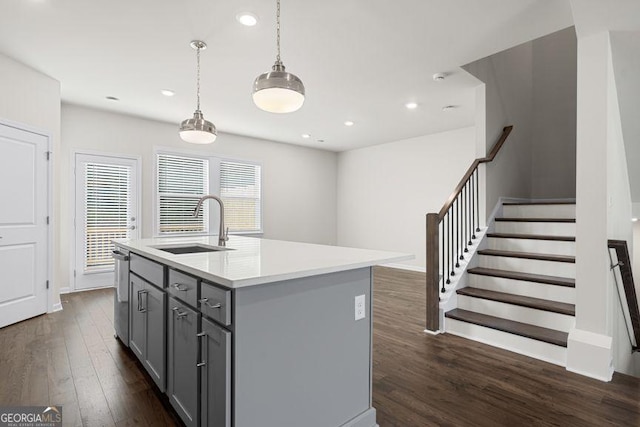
[157, 153, 209, 234]
[85, 163, 131, 272]
[220, 161, 262, 232]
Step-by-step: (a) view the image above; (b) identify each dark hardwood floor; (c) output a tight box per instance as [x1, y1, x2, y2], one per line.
[1, 274, 640, 426]
[372, 267, 640, 426]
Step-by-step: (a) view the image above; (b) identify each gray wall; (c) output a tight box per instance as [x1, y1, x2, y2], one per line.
[463, 42, 534, 214]
[463, 27, 577, 213]
[532, 28, 578, 198]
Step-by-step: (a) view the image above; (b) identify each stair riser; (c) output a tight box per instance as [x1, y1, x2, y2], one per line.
[457, 295, 574, 332]
[445, 318, 566, 366]
[495, 222, 576, 236]
[469, 275, 575, 304]
[503, 204, 576, 219]
[487, 238, 575, 256]
[479, 255, 575, 279]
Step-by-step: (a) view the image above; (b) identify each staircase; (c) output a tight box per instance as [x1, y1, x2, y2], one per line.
[444, 201, 576, 366]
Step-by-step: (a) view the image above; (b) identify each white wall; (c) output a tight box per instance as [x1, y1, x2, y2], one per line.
[0, 53, 62, 305]
[606, 34, 638, 377]
[463, 28, 577, 216]
[610, 31, 640, 204]
[531, 28, 578, 198]
[60, 104, 337, 290]
[463, 42, 533, 217]
[336, 127, 476, 270]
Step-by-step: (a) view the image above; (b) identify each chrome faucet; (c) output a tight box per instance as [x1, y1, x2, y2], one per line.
[193, 195, 229, 247]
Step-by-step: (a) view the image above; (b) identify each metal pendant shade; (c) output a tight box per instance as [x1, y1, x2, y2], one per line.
[180, 40, 217, 144]
[252, 0, 305, 113]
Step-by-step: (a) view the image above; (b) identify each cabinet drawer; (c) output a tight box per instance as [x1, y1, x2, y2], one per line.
[130, 253, 165, 288]
[168, 269, 198, 308]
[200, 282, 232, 326]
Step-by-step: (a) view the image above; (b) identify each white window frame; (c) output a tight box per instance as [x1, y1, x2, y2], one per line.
[153, 147, 263, 237]
[219, 157, 263, 235]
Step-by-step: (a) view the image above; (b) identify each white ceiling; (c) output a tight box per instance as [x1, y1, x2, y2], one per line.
[0, 0, 573, 151]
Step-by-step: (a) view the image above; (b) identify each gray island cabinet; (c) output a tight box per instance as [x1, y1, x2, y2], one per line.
[115, 236, 411, 427]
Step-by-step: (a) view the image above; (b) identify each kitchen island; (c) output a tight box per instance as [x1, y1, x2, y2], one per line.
[114, 235, 411, 427]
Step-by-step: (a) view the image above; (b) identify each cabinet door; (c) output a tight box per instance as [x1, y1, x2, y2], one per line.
[129, 274, 146, 362]
[201, 317, 231, 427]
[168, 297, 199, 427]
[144, 283, 166, 392]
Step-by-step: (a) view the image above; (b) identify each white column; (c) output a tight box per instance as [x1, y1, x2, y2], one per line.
[566, 31, 613, 381]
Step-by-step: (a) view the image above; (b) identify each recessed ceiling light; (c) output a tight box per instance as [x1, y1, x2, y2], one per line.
[442, 105, 457, 112]
[633, 217, 638, 222]
[236, 13, 258, 26]
[105, 96, 119, 101]
[344, 121, 354, 126]
[301, 133, 311, 139]
[405, 102, 418, 110]
[161, 89, 175, 97]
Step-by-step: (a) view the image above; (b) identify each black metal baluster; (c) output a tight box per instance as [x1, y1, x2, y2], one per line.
[446, 211, 451, 284]
[450, 203, 456, 278]
[469, 174, 476, 245]
[441, 220, 446, 293]
[475, 168, 480, 233]
[464, 182, 469, 253]
[455, 198, 460, 268]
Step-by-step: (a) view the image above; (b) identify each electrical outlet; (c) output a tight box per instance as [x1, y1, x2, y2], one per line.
[355, 294, 365, 321]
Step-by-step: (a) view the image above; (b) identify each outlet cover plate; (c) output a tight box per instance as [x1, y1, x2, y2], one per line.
[355, 294, 365, 321]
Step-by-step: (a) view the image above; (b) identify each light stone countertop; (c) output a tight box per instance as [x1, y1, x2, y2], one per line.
[115, 235, 413, 289]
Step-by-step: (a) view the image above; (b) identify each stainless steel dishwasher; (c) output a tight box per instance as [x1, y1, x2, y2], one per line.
[112, 247, 130, 346]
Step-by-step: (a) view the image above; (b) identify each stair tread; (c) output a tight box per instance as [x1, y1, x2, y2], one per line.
[445, 308, 568, 347]
[468, 267, 575, 287]
[496, 217, 576, 223]
[456, 287, 575, 315]
[478, 249, 575, 263]
[487, 233, 575, 242]
[502, 201, 575, 206]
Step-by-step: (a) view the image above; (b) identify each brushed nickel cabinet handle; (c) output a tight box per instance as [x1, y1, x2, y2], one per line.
[171, 306, 188, 319]
[199, 298, 222, 309]
[171, 283, 188, 292]
[196, 332, 207, 367]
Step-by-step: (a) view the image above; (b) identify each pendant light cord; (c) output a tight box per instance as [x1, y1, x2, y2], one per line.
[276, 0, 281, 63]
[196, 46, 201, 111]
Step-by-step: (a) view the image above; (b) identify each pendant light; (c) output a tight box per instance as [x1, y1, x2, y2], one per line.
[179, 40, 217, 144]
[252, 0, 305, 113]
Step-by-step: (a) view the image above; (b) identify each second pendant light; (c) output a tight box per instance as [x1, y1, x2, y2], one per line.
[252, 0, 305, 114]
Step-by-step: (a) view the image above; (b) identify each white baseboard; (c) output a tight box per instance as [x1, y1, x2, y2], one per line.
[424, 329, 442, 335]
[566, 328, 614, 382]
[59, 286, 71, 294]
[51, 302, 63, 312]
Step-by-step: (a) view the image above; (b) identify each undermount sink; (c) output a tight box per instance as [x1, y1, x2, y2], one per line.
[152, 244, 232, 255]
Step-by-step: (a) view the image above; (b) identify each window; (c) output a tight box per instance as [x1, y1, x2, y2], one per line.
[157, 153, 208, 234]
[85, 162, 131, 271]
[220, 160, 262, 233]
[156, 151, 262, 236]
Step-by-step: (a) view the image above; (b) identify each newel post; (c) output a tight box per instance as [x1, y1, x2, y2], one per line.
[426, 213, 440, 332]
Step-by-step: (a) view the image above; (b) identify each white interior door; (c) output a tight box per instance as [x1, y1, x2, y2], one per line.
[0, 122, 49, 328]
[74, 153, 139, 290]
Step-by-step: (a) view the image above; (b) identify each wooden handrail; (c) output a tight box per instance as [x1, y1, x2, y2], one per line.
[426, 125, 513, 332]
[609, 240, 640, 350]
[437, 126, 513, 219]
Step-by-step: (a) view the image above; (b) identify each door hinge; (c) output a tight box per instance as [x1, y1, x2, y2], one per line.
[46, 151, 52, 160]
[46, 216, 50, 225]
[73, 270, 76, 278]
[46, 280, 49, 289]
